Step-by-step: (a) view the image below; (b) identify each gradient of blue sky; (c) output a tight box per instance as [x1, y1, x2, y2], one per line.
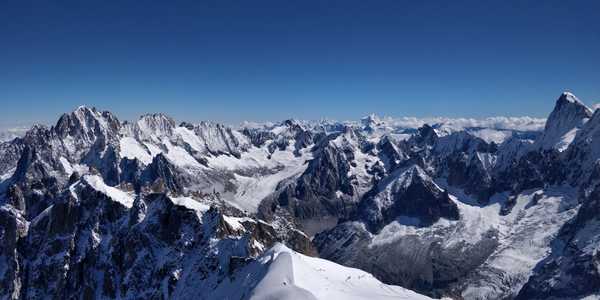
[1, 0, 599, 126]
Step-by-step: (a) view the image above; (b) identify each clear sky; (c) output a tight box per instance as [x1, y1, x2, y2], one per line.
[1, 0, 599, 127]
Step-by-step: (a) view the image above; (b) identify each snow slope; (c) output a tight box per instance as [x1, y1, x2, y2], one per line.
[249, 243, 434, 300]
[208, 146, 312, 213]
[82, 175, 135, 208]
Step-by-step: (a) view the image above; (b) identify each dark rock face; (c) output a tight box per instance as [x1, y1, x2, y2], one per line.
[5, 185, 25, 211]
[12, 145, 46, 183]
[141, 154, 184, 194]
[19, 182, 129, 299]
[118, 158, 142, 190]
[6, 144, 60, 220]
[445, 152, 494, 204]
[0, 139, 25, 176]
[376, 136, 408, 171]
[0, 206, 27, 299]
[412, 124, 438, 146]
[242, 127, 276, 148]
[54, 106, 121, 143]
[83, 143, 121, 186]
[261, 134, 359, 224]
[431, 131, 499, 204]
[313, 221, 498, 298]
[359, 166, 459, 232]
[292, 142, 355, 214]
[245, 119, 317, 155]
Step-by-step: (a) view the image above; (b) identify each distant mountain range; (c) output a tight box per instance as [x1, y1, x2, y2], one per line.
[1, 92, 599, 299]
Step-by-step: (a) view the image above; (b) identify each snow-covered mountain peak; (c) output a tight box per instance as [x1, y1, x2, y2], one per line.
[73, 105, 97, 115]
[384, 165, 439, 193]
[553, 91, 591, 114]
[54, 105, 120, 142]
[535, 92, 593, 151]
[361, 113, 383, 127]
[135, 113, 176, 140]
[282, 118, 302, 127]
[71, 105, 116, 128]
[410, 123, 438, 145]
[559, 91, 583, 104]
[266, 119, 309, 136]
[405, 164, 430, 184]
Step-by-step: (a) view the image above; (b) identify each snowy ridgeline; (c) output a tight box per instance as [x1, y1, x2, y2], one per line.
[240, 244, 435, 300]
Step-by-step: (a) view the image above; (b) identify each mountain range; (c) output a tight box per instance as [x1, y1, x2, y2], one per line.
[1, 92, 599, 299]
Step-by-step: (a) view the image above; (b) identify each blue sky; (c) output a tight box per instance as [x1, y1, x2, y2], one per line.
[1, 0, 599, 126]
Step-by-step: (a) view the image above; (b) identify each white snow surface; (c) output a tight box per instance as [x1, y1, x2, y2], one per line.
[173, 127, 207, 153]
[83, 175, 135, 208]
[170, 196, 211, 219]
[223, 215, 256, 231]
[248, 243, 434, 300]
[467, 128, 514, 144]
[119, 137, 154, 165]
[162, 140, 204, 168]
[0, 168, 16, 181]
[208, 146, 312, 213]
[59, 157, 73, 175]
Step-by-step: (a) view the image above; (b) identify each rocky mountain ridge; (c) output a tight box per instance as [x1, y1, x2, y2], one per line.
[1, 92, 599, 299]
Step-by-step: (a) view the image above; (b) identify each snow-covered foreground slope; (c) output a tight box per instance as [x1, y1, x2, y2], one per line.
[246, 244, 434, 300]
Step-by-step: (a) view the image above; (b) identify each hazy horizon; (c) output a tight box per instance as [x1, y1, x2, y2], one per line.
[0, 92, 593, 130]
[0, 102, 550, 132]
